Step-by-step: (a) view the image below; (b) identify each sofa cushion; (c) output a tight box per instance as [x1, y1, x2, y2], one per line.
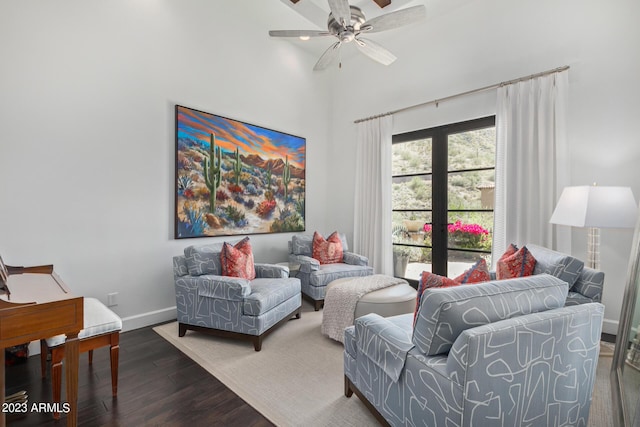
[526, 244, 584, 287]
[221, 237, 256, 280]
[308, 263, 373, 288]
[313, 231, 344, 264]
[412, 274, 568, 356]
[184, 242, 226, 276]
[496, 246, 536, 279]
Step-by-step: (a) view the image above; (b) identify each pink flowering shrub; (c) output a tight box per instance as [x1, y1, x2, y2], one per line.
[423, 221, 491, 249]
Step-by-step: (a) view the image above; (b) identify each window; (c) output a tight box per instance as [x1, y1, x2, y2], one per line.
[392, 116, 496, 283]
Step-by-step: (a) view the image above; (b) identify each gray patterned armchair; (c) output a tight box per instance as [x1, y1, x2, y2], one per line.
[173, 242, 301, 351]
[344, 274, 604, 426]
[288, 233, 374, 310]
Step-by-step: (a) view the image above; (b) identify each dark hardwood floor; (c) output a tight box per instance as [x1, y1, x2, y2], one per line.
[5, 325, 274, 426]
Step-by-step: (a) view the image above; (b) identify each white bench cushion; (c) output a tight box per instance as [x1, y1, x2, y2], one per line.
[46, 297, 122, 347]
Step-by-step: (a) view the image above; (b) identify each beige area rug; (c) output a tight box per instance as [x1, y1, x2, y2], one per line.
[153, 302, 378, 427]
[154, 302, 614, 427]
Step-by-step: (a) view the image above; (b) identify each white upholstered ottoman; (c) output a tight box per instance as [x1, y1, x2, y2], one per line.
[326, 276, 417, 319]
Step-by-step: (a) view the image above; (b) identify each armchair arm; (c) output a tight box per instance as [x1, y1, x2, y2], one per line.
[343, 251, 368, 266]
[355, 313, 414, 382]
[193, 275, 251, 301]
[289, 254, 320, 273]
[255, 263, 289, 279]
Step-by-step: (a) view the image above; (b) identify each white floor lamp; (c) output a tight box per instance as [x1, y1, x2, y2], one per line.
[550, 185, 638, 270]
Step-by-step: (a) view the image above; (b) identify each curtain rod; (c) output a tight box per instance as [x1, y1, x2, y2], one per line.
[353, 65, 570, 124]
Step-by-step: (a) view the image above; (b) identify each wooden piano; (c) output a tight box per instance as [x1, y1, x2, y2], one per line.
[0, 264, 83, 427]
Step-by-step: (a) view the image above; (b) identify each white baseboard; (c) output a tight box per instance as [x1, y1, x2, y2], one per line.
[602, 318, 619, 336]
[26, 306, 177, 356]
[121, 306, 177, 332]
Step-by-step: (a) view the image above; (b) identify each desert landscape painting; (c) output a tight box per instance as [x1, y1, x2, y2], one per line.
[175, 105, 305, 238]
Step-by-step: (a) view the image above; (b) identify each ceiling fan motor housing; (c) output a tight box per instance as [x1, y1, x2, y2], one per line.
[328, 6, 365, 44]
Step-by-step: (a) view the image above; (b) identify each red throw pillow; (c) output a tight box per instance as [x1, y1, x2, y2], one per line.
[220, 237, 256, 280]
[454, 259, 491, 284]
[496, 245, 536, 280]
[312, 231, 343, 264]
[500, 243, 518, 261]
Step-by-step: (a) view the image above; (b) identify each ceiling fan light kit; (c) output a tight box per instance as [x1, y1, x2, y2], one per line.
[269, 0, 426, 71]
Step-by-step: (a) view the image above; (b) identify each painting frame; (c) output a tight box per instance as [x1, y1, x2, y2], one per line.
[175, 105, 306, 239]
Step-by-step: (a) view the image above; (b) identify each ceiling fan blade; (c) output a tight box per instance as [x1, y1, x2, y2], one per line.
[313, 41, 342, 71]
[328, 0, 352, 28]
[361, 5, 426, 33]
[354, 37, 396, 66]
[269, 30, 332, 38]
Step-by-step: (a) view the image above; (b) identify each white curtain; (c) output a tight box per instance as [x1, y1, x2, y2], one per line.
[493, 70, 570, 262]
[353, 115, 393, 275]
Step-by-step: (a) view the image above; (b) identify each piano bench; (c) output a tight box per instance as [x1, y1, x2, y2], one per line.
[40, 297, 122, 419]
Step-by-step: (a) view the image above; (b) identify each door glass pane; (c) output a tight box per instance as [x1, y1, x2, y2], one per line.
[448, 170, 495, 210]
[448, 128, 496, 170]
[447, 211, 493, 265]
[392, 138, 432, 175]
[392, 175, 432, 210]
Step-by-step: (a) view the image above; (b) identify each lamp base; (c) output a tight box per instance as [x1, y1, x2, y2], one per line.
[587, 227, 600, 270]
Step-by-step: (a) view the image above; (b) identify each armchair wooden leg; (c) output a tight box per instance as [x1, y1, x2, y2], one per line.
[178, 322, 187, 337]
[88, 349, 94, 365]
[344, 375, 354, 398]
[253, 335, 263, 352]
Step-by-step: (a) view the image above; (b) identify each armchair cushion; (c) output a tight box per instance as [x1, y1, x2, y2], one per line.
[243, 278, 301, 315]
[221, 237, 255, 279]
[184, 242, 226, 276]
[412, 274, 568, 356]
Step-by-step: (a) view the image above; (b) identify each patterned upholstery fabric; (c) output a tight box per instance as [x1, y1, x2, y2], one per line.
[527, 243, 584, 287]
[344, 273, 605, 427]
[173, 255, 301, 337]
[288, 233, 373, 304]
[184, 242, 227, 276]
[412, 274, 568, 356]
[570, 266, 604, 301]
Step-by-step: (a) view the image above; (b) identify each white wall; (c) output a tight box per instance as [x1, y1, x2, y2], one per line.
[326, 0, 640, 334]
[0, 0, 332, 330]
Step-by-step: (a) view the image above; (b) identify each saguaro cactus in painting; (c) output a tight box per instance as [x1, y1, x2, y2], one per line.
[203, 133, 222, 213]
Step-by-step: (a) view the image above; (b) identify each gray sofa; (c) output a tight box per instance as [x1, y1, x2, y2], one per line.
[344, 274, 604, 426]
[173, 242, 301, 351]
[288, 233, 374, 310]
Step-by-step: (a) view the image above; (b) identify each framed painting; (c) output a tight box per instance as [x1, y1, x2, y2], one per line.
[175, 105, 306, 239]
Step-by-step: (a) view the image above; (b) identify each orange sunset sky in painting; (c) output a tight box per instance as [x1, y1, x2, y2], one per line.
[176, 105, 305, 169]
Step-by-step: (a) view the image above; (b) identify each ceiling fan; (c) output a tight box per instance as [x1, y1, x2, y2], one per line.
[269, 0, 426, 71]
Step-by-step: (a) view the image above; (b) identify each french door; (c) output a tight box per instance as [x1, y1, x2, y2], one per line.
[391, 116, 496, 282]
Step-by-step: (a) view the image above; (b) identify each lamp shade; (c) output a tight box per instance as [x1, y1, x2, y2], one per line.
[550, 186, 638, 228]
